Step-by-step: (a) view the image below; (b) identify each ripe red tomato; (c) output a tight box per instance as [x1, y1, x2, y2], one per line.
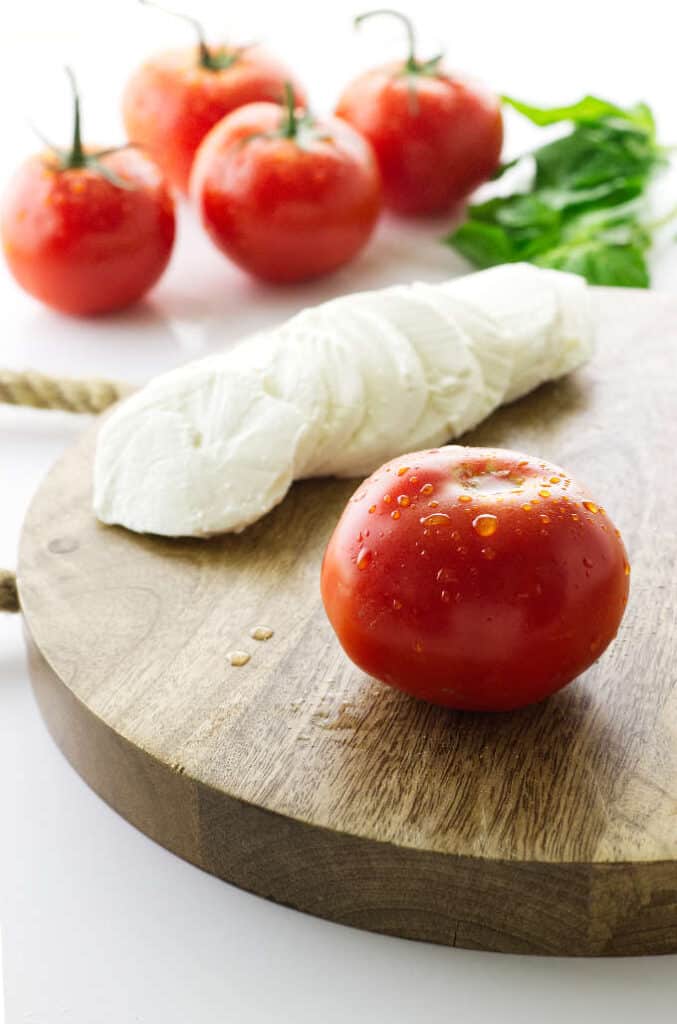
[1, 71, 175, 316]
[191, 88, 382, 283]
[335, 10, 503, 216]
[321, 447, 630, 711]
[123, 7, 305, 193]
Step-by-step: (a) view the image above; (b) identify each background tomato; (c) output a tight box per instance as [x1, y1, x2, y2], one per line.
[123, 5, 305, 193]
[191, 87, 382, 283]
[321, 446, 630, 711]
[1, 69, 175, 316]
[335, 9, 503, 215]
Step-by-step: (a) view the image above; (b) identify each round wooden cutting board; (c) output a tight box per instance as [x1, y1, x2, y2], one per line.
[17, 288, 677, 956]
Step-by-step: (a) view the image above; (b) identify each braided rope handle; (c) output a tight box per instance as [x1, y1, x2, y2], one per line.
[0, 570, 19, 612]
[1, 367, 132, 611]
[0, 368, 132, 414]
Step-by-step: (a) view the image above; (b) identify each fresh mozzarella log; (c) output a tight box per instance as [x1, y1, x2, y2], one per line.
[317, 304, 428, 478]
[441, 265, 591, 404]
[93, 358, 310, 537]
[93, 264, 594, 537]
[345, 286, 486, 454]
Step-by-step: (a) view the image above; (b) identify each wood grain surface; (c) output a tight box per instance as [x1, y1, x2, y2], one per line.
[17, 288, 677, 956]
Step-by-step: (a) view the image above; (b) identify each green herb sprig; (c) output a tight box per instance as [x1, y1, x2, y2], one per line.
[445, 94, 674, 287]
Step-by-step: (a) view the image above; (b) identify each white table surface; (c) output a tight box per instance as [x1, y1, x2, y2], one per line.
[2, 1, 677, 1020]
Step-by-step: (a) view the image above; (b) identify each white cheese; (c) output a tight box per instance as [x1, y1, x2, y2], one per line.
[223, 323, 332, 478]
[93, 264, 594, 537]
[273, 311, 368, 477]
[444, 263, 592, 404]
[318, 301, 428, 478]
[347, 284, 485, 449]
[93, 359, 308, 536]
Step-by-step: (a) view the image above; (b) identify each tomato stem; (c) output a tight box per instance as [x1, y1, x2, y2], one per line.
[280, 82, 298, 139]
[138, 0, 238, 71]
[33, 69, 135, 188]
[65, 66, 86, 169]
[354, 8, 418, 71]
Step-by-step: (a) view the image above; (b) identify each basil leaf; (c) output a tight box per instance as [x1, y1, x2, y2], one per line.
[533, 124, 659, 191]
[536, 244, 650, 288]
[444, 93, 668, 287]
[539, 179, 646, 212]
[448, 221, 518, 268]
[502, 94, 655, 136]
[502, 94, 630, 126]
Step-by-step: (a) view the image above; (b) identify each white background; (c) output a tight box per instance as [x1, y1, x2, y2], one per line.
[2, 1, 677, 1020]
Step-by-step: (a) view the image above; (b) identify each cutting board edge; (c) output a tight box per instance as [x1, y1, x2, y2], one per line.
[24, 624, 677, 957]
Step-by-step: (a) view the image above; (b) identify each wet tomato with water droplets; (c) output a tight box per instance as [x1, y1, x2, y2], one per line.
[321, 446, 630, 711]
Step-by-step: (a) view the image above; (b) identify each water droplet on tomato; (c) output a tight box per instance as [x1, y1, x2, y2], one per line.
[539, 489, 551, 499]
[472, 513, 498, 537]
[458, 494, 472, 503]
[383, 494, 392, 504]
[440, 590, 451, 602]
[356, 547, 372, 570]
[397, 466, 409, 476]
[420, 512, 450, 527]
[583, 501, 599, 514]
[368, 504, 376, 514]
[482, 546, 496, 560]
[420, 482, 433, 495]
[392, 598, 402, 610]
[397, 494, 410, 507]
[391, 510, 401, 520]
